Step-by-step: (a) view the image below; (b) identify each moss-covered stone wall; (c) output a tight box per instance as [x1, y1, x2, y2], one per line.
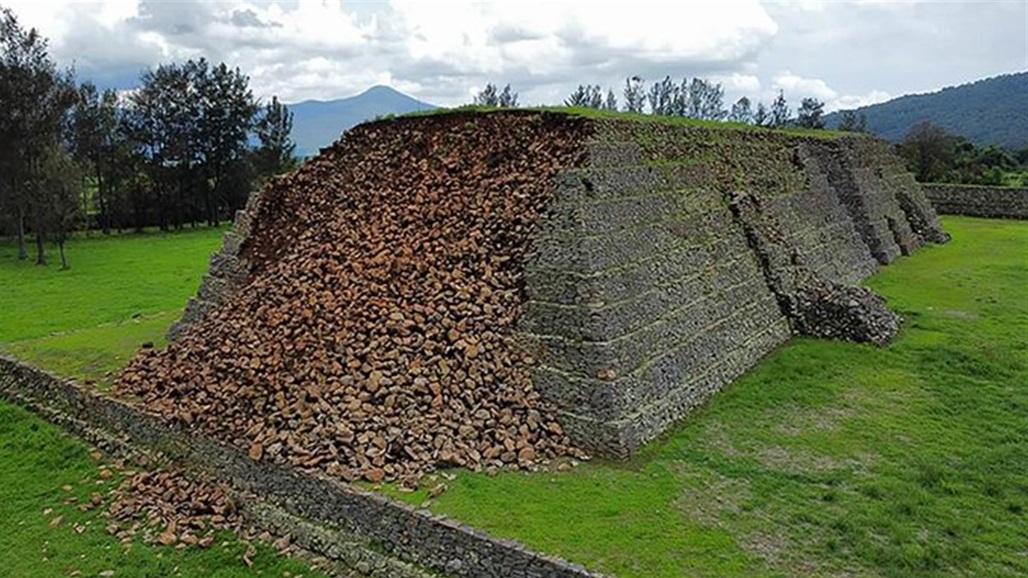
[518, 119, 948, 456]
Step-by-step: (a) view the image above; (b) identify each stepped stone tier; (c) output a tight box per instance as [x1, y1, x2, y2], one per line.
[522, 120, 948, 456]
[122, 111, 948, 478]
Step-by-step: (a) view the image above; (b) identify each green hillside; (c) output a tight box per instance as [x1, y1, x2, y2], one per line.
[826, 72, 1028, 149]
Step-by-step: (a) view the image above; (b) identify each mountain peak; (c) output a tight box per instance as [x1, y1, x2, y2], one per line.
[290, 86, 438, 157]
[360, 85, 404, 97]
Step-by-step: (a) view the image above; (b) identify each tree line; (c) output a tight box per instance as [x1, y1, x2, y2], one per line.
[474, 76, 846, 131]
[897, 122, 1028, 186]
[0, 8, 297, 268]
[475, 78, 1028, 187]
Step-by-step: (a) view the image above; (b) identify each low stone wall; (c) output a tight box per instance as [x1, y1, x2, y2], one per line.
[0, 356, 602, 578]
[922, 184, 1028, 219]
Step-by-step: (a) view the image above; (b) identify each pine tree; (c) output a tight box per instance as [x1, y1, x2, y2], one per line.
[796, 97, 825, 129]
[728, 97, 752, 124]
[604, 88, 618, 111]
[623, 76, 646, 113]
[838, 110, 868, 133]
[0, 7, 77, 263]
[253, 96, 298, 183]
[498, 84, 518, 107]
[71, 81, 120, 234]
[770, 90, 791, 128]
[753, 102, 770, 127]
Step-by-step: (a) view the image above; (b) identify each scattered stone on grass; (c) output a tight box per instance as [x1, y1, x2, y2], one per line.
[102, 468, 242, 549]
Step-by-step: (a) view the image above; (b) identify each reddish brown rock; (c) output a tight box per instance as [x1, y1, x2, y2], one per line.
[115, 113, 591, 483]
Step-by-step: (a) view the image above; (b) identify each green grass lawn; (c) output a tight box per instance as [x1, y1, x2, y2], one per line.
[1, 218, 1026, 577]
[0, 228, 226, 385]
[0, 227, 226, 343]
[0, 228, 325, 577]
[379, 217, 1028, 578]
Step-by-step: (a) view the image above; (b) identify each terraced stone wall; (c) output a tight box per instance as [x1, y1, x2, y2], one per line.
[517, 121, 948, 456]
[923, 184, 1028, 219]
[163, 112, 947, 460]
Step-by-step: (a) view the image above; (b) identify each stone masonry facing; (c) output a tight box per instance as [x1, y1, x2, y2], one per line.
[147, 111, 947, 467]
[516, 118, 948, 457]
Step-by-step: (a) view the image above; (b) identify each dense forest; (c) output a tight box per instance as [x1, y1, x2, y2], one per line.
[0, 8, 298, 268]
[897, 121, 1028, 187]
[824, 72, 1028, 149]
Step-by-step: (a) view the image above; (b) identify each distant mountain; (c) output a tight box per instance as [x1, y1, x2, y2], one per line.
[288, 86, 437, 157]
[825, 72, 1028, 149]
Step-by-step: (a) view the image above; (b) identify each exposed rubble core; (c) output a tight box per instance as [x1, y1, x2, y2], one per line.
[119, 112, 591, 484]
[118, 111, 948, 471]
[728, 190, 902, 346]
[789, 282, 902, 346]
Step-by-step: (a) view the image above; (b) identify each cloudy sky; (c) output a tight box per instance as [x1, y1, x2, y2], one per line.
[5, 0, 1027, 111]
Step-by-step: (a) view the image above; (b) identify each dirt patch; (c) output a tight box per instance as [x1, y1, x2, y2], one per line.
[672, 467, 752, 527]
[754, 445, 844, 474]
[739, 530, 792, 567]
[698, 420, 743, 458]
[771, 404, 856, 437]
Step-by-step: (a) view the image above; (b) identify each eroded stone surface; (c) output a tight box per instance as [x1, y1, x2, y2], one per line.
[127, 112, 948, 465]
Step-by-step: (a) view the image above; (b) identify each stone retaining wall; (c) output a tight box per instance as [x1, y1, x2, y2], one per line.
[517, 124, 948, 457]
[166, 187, 264, 341]
[922, 184, 1028, 219]
[159, 113, 948, 460]
[0, 356, 603, 578]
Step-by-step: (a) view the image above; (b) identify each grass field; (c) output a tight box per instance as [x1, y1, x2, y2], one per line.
[1, 217, 1026, 577]
[0, 402, 326, 578]
[0, 228, 327, 578]
[380, 217, 1028, 577]
[0, 227, 226, 385]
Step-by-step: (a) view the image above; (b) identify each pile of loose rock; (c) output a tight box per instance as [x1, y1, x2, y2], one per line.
[790, 281, 902, 346]
[116, 112, 590, 484]
[104, 469, 242, 548]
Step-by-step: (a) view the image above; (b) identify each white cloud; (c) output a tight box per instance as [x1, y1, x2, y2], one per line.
[832, 90, 891, 111]
[713, 73, 762, 94]
[772, 71, 837, 101]
[3, 0, 71, 36]
[771, 71, 891, 112]
[386, 0, 780, 102]
[759, 0, 1025, 100]
[1, 0, 1024, 110]
[3, 0, 781, 105]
